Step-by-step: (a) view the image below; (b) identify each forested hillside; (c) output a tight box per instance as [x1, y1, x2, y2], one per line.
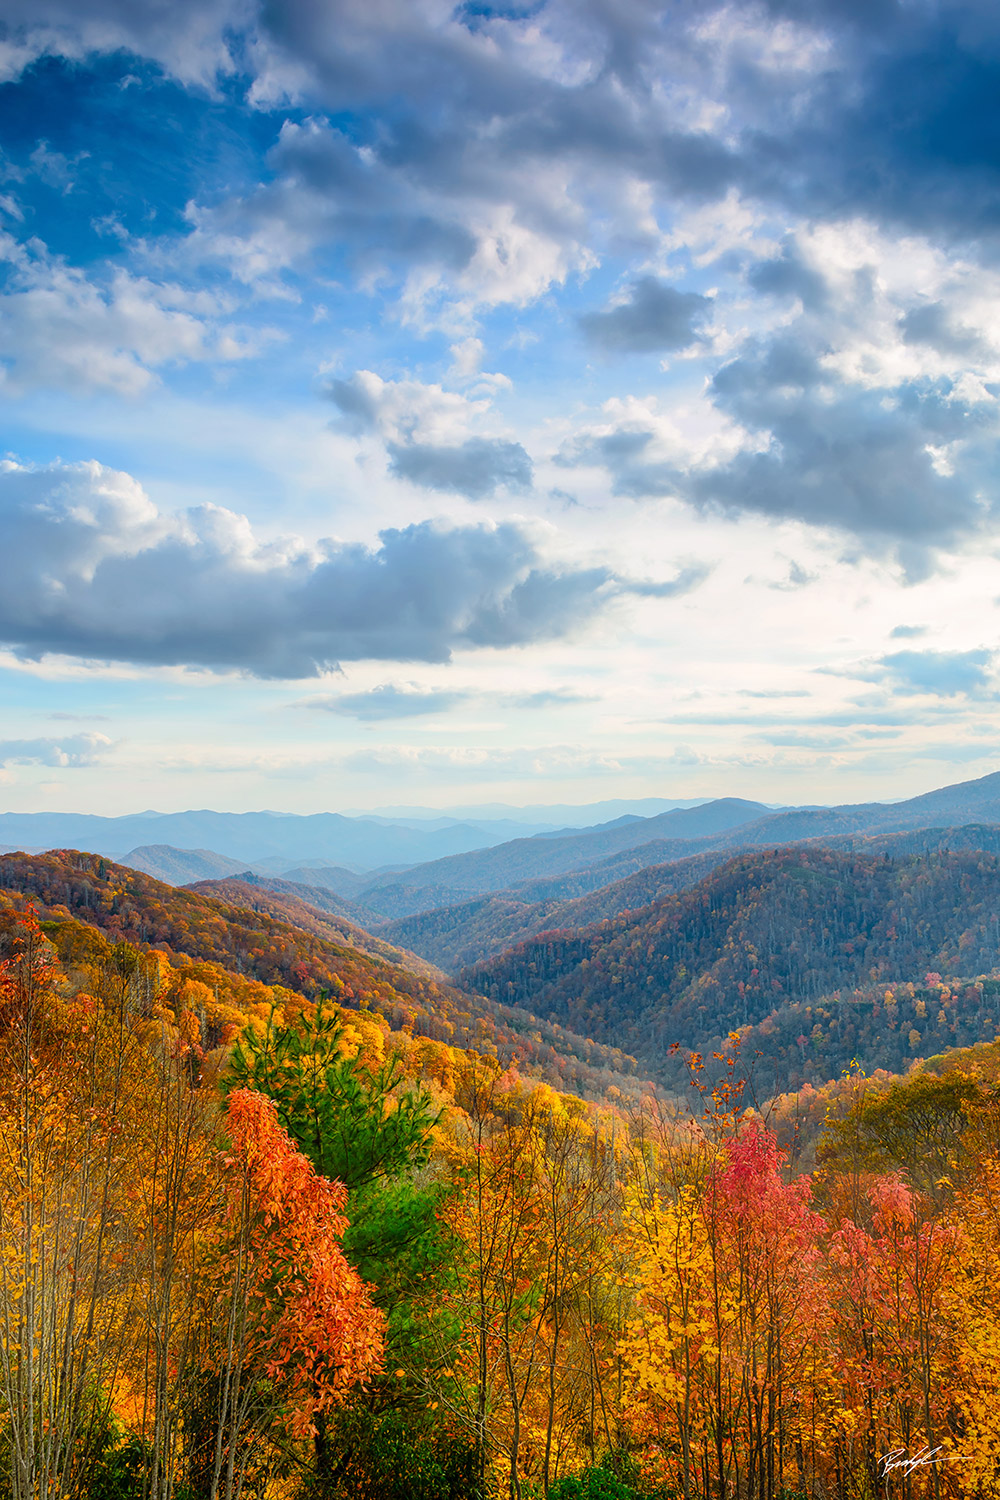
[8, 896, 1000, 1500]
[376, 847, 734, 970]
[676, 974, 1000, 1099]
[463, 845, 1000, 1078]
[0, 850, 643, 1100]
[379, 823, 1000, 971]
[190, 873, 399, 962]
[122, 844, 252, 884]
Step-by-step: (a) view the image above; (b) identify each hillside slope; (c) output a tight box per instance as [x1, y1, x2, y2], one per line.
[708, 971, 1000, 1100]
[121, 844, 251, 884]
[190, 869, 382, 931]
[188, 875, 438, 976]
[461, 845, 1000, 1071]
[377, 848, 733, 971]
[0, 850, 642, 1100]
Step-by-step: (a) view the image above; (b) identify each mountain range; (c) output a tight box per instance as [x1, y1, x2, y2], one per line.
[461, 842, 1000, 1083]
[346, 771, 1000, 920]
[5, 767, 1000, 1099]
[373, 822, 1000, 972]
[0, 799, 725, 874]
[0, 808, 567, 872]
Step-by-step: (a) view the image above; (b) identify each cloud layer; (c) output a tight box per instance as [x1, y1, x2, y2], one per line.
[0, 0, 998, 806]
[0, 461, 685, 676]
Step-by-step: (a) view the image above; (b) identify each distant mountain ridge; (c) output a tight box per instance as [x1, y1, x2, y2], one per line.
[0, 808, 559, 871]
[356, 798, 775, 915]
[7, 771, 1000, 935]
[353, 770, 1000, 919]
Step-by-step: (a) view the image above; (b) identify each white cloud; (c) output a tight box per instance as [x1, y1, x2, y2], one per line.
[0, 732, 114, 767]
[327, 369, 533, 498]
[327, 369, 490, 445]
[0, 0, 249, 88]
[556, 389, 759, 482]
[0, 459, 663, 676]
[0, 234, 263, 395]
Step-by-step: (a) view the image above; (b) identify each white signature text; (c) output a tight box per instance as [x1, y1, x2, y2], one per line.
[880, 1447, 967, 1480]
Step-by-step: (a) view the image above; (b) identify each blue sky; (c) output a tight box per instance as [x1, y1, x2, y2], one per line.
[1, 0, 1000, 814]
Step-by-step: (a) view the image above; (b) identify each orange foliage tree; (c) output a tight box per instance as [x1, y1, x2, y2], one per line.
[193, 1088, 384, 1498]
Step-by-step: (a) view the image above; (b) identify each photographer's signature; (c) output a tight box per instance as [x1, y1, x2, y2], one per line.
[880, 1447, 967, 1481]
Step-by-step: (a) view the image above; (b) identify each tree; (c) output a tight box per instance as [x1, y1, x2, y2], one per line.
[0, 917, 154, 1500]
[225, 1010, 458, 1491]
[195, 1088, 384, 1500]
[619, 1123, 831, 1500]
[227, 1008, 439, 1193]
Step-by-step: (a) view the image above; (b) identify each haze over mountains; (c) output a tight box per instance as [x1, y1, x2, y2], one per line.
[6, 772, 1000, 922]
[0, 799, 716, 875]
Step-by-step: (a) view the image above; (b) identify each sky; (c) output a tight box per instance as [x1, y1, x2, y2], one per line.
[1, 0, 999, 816]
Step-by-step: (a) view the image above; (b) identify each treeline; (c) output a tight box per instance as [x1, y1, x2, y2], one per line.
[7, 905, 1000, 1498]
[464, 846, 1000, 1083]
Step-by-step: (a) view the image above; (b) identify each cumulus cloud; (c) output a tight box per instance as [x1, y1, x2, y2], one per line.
[387, 438, 532, 498]
[0, 234, 259, 394]
[555, 391, 755, 491]
[558, 311, 1000, 566]
[748, 241, 827, 311]
[688, 335, 997, 564]
[900, 301, 987, 359]
[0, 0, 246, 88]
[187, 117, 478, 291]
[0, 732, 113, 767]
[14, 0, 1000, 293]
[171, 1, 1000, 327]
[328, 369, 532, 498]
[327, 370, 482, 444]
[0, 460, 676, 677]
[579, 277, 710, 354]
[186, 113, 590, 314]
[10, 0, 1000, 573]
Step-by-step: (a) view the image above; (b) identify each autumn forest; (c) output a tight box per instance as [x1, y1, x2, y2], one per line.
[2, 805, 1000, 1500]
